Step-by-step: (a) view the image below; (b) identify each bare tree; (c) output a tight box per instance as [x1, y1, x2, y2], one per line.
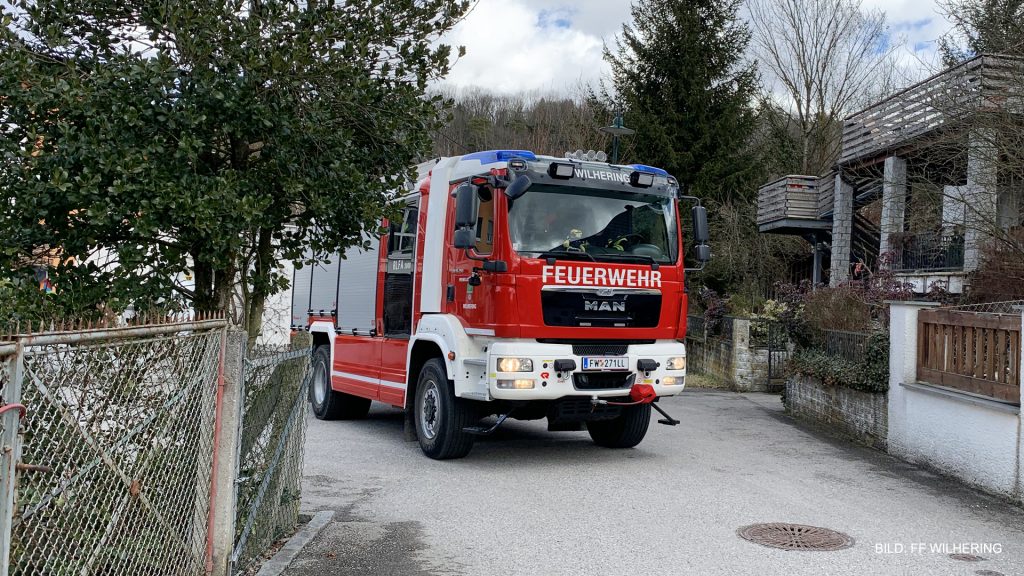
[748, 0, 901, 174]
[432, 87, 612, 158]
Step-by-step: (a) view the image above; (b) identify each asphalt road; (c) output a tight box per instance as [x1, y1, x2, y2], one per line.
[286, 390, 1024, 576]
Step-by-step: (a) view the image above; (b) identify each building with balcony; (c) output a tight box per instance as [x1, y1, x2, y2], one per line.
[756, 54, 1024, 293]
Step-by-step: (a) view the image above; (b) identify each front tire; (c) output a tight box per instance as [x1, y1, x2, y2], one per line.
[310, 345, 372, 420]
[414, 358, 476, 460]
[587, 404, 651, 448]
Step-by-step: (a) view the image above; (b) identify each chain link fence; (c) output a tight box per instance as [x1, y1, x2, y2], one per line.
[0, 319, 226, 576]
[0, 320, 312, 576]
[946, 299, 1024, 315]
[232, 339, 311, 574]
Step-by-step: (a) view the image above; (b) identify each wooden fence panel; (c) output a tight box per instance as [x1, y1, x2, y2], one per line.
[917, 309, 1021, 403]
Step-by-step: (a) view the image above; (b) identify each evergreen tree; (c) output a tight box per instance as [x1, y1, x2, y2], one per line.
[605, 0, 760, 204]
[1, 0, 467, 337]
[939, 0, 1024, 65]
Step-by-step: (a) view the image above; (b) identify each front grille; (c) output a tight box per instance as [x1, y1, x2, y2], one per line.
[573, 372, 636, 391]
[541, 289, 661, 328]
[572, 344, 628, 356]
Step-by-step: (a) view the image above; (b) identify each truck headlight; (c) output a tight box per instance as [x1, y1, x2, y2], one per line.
[497, 357, 533, 372]
[667, 356, 686, 371]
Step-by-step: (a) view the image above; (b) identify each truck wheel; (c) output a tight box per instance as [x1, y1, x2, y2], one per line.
[414, 358, 475, 460]
[310, 345, 371, 420]
[587, 404, 651, 448]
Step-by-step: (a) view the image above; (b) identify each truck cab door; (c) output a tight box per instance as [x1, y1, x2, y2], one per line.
[447, 188, 503, 328]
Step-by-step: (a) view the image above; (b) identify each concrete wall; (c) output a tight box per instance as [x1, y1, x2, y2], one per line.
[887, 302, 1023, 503]
[785, 375, 888, 449]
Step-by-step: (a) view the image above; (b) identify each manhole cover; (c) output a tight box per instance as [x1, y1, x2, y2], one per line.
[974, 570, 1004, 576]
[950, 553, 987, 562]
[737, 523, 854, 551]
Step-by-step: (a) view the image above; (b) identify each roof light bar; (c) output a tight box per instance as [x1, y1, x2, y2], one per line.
[628, 163, 670, 177]
[462, 150, 538, 164]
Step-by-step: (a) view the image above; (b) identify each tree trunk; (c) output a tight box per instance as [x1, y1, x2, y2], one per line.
[245, 228, 275, 347]
[192, 256, 217, 312]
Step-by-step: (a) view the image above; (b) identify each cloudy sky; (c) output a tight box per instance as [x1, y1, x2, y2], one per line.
[438, 0, 956, 95]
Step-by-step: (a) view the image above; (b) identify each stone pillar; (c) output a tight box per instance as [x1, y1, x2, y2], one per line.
[879, 156, 907, 268]
[941, 185, 967, 235]
[886, 301, 940, 459]
[964, 129, 998, 272]
[830, 173, 854, 286]
[730, 318, 756, 391]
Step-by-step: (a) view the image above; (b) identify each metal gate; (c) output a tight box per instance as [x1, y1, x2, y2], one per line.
[0, 319, 226, 576]
[750, 319, 790, 392]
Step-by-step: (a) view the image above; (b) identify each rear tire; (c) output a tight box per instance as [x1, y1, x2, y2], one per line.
[587, 404, 651, 448]
[310, 345, 372, 420]
[414, 358, 476, 460]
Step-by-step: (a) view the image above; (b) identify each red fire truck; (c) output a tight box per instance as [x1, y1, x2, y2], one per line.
[291, 150, 710, 459]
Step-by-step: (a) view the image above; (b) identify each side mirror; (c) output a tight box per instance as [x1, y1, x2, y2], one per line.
[504, 174, 532, 199]
[692, 205, 709, 245]
[454, 182, 478, 229]
[693, 243, 711, 263]
[454, 228, 475, 250]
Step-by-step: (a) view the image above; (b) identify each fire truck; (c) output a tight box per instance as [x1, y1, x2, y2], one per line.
[291, 149, 711, 459]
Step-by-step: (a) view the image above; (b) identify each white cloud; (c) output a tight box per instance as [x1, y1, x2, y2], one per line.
[863, 0, 954, 77]
[436, 0, 956, 95]
[436, 0, 622, 95]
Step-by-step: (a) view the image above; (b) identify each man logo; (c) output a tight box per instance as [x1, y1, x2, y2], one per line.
[595, 288, 616, 297]
[584, 300, 625, 312]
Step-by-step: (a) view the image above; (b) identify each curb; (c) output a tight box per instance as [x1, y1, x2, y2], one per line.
[255, 510, 335, 576]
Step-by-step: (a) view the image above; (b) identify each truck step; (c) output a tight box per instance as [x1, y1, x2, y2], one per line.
[462, 357, 487, 366]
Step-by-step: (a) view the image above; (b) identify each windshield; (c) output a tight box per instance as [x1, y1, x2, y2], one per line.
[508, 185, 679, 264]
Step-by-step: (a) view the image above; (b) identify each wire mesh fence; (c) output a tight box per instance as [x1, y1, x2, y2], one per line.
[0, 319, 227, 576]
[946, 300, 1024, 315]
[231, 343, 311, 574]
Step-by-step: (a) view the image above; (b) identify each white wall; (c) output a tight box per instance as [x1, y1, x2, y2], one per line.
[257, 258, 295, 347]
[887, 302, 1023, 502]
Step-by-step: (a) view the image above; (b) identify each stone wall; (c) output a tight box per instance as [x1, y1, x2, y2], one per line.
[785, 374, 888, 449]
[686, 318, 772, 392]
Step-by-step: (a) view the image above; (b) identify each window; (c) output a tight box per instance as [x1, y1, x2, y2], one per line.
[387, 205, 418, 255]
[384, 203, 417, 337]
[474, 191, 494, 255]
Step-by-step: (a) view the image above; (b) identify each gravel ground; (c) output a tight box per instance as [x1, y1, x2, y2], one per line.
[285, 389, 1024, 576]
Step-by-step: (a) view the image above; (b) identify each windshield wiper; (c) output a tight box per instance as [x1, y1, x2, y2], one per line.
[594, 252, 661, 269]
[536, 250, 597, 263]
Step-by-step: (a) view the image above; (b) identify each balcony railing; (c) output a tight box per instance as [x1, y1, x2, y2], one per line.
[816, 172, 836, 217]
[890, 231, 965, 272]
[757, 175, 832, 232]
[840, 54, 1022, 166]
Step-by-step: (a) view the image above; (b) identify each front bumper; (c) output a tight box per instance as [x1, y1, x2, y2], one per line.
[485, 339, 686, 401]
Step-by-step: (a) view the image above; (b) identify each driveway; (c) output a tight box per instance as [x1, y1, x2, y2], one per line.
[286, 390, 1024, 576]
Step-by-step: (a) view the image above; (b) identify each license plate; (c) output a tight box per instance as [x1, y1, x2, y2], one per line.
[581, 356, 629, 371]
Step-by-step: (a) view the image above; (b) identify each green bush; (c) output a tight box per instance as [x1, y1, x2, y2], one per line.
[789, 332, 890, 393]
